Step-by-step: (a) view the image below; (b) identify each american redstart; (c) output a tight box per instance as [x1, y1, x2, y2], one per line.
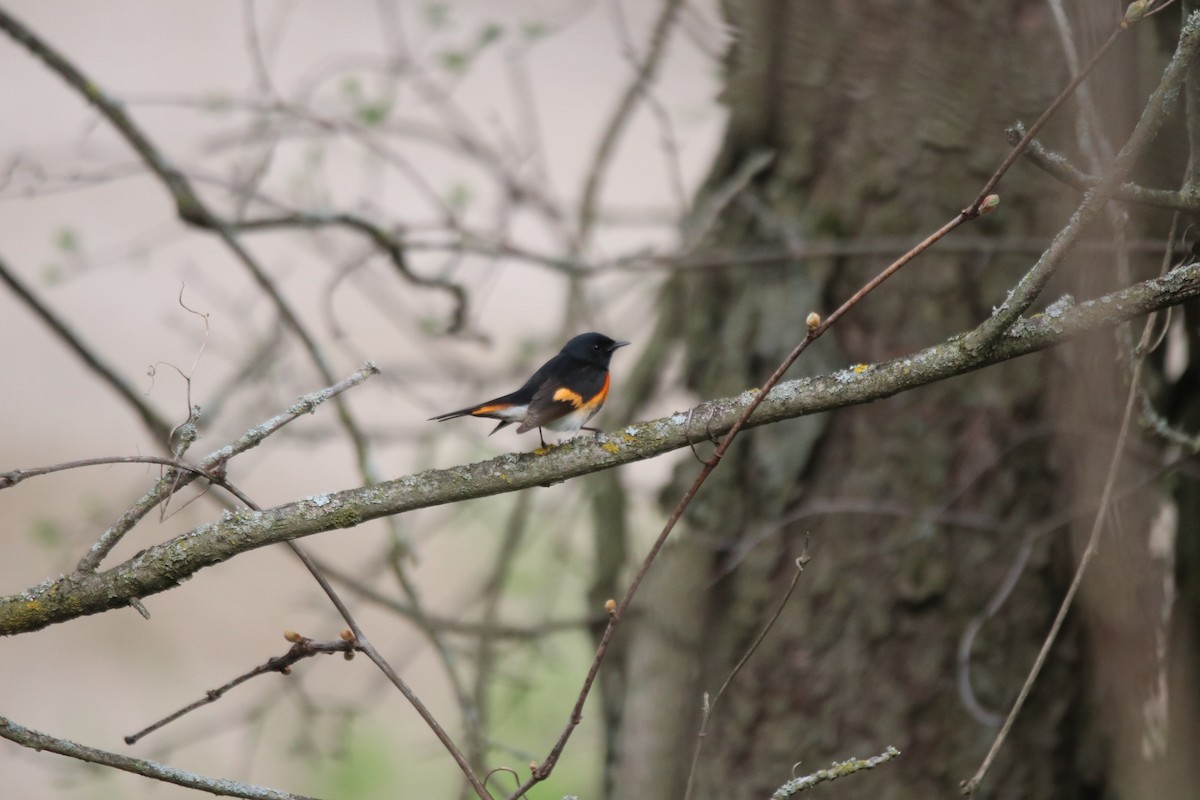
[430, 332, 629, 447]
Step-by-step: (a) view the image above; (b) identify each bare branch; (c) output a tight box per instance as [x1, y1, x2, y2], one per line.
[684, 551, 811, 800]
[1012, 125, 1200, 211]
[3, 260, 1199, 637]
[577, 0, 685, 247]
[0, 715, 322, 800]
[964, 11, 1200, 350]
[74, 363, 380, 573]
[0, 8, 468, 331]
[0, 252, 174, 443]
[771, 746, 902, 798]
[125, 632, 359, 745]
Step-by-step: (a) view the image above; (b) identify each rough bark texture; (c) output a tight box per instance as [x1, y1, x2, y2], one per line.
[608, 2, 1198, 799]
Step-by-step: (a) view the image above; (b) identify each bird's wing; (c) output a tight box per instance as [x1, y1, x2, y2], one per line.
[517, 367, 609, 433]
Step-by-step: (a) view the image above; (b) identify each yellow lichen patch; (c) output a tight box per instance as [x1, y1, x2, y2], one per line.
[852, 363, 869, 374]
[534, 446, 550, 456]
[600, 441, 621, 454]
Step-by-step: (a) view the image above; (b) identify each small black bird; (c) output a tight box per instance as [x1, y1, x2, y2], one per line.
[430, 332, 629, 447]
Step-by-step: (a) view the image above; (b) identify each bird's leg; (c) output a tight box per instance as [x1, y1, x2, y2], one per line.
[581, 425, 602, 440]
[538, 428, 547, 448]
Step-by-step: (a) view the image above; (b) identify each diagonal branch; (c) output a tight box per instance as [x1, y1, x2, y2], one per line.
[0, 8, 467, 331]
[3, 260, 1199, 637]
[75, 363, 380, 573]
[964, 10, 1200, 351]
[1012, 126, 1200, 212]
[0, 253, 174, 443]
[0, 715, 322, 800]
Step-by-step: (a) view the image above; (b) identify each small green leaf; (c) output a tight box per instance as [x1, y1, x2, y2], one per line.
[54, 226, 79, 254]
[445, 181, 473, 211]
[340, 76, 363, 100]
[423, 2, 451, 29]
[439, 49, 470, 74]
[478, 23, 504, 47]
[30, 518, 61, 550]
[356, 101, 392, 127]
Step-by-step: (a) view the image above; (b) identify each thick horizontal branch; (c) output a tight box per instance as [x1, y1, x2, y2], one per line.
[2, 261, 1198, 636]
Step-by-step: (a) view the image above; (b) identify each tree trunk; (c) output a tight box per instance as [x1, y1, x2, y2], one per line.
[608, 2, 1200, 798]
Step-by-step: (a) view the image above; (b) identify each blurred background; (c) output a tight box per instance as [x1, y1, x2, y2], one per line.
[4, 2, 1200, 800]
[0, 2, 722, 797]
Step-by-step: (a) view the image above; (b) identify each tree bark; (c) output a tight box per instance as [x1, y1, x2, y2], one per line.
[609, 2, 1199, 798]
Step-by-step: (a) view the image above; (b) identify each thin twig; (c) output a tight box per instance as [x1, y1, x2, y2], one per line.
[285, 540, 494, 800]
[1013, 128, 1199, 211]
[683, 550, 811, 800]
[75, 363, 379, 572]
[125, 633, 358, 745]
[506, 206, 980, 799]
[961, 263, 1166, 797]
[308, 556, 596, 639]
[577, 0, 685, 249]
[0, 252, 174, 443]
[119, 453, 493, 799]
[967, 23, 1126, 213]
[504, 12, 1166, 785]
[964, 11, 1200, 351]
[0, 455, 219, 490]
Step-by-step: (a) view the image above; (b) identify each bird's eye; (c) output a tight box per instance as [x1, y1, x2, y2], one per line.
[593, 344, 600, 351]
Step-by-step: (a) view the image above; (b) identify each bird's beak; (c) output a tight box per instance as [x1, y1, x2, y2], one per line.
[612, 341, 630, 351]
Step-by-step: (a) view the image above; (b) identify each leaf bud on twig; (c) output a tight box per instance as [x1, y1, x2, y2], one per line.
[1123, 1, 1148, 26]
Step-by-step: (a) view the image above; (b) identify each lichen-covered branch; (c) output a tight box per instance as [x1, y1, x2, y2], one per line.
[771, 746, 901, 798]
[0, 716, 321, 800]
[2, 261, 1197, 637]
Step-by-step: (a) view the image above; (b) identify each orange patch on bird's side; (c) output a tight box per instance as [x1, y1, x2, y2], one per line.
[584, 374, 611, 410]
[570, 373, 612, 412]
[553, 387, 585, 408]
[472, 403, 509, 415]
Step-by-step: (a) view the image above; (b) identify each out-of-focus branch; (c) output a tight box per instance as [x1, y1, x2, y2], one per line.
[74, 363, 380, 573]
[1011, 125, 1200, 211]
[964, 11, 1200, 351]
[4, 260, 1198, 637]
[0, 253, 174, 443]
[771, 746, 902, 798]
[577, 0, 685, 247]
[0, 8, 436, 526]
[0, 8, 468, 332]
[0, 716, 321, 800]
[227, 209, 468, 331]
